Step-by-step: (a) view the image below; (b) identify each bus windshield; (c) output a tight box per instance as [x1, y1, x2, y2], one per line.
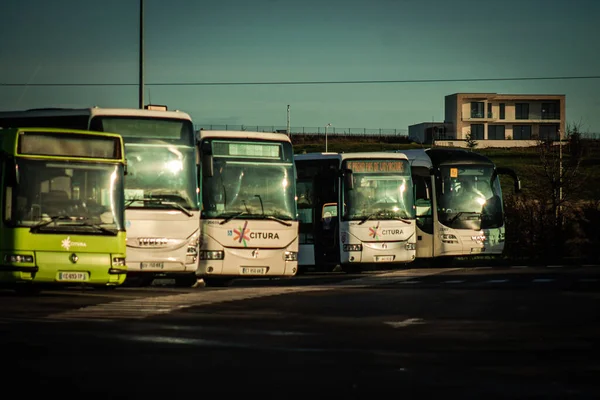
[90, 116, 199, 211]
[436, 165, 504, 229]
[8, 159, 125, 233]
[202, 161, 296, 221]
[343, 159, 415, 220]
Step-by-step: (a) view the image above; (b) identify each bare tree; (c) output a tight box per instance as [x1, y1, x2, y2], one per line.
[526, 122, 587, 259]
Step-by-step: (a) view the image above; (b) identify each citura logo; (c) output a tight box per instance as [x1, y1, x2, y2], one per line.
[369, 222, 380, 240]
[61, 236, 87, 251]
[233, 221, 251, 247]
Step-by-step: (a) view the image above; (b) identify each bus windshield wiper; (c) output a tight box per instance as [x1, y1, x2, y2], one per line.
[359, 211, 411, 225]
[449, 211, 480, 224]
[30, 215, 78, 232]
[77, 221, 118, 236]
[219, 211, 248, 225]
[264, 215, 292, 227]
[125, 198, 193, 217]
[358, 212, 378, 225]
[387, 215, 412, 224]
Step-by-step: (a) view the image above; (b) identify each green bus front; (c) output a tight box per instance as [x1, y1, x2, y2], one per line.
[0, 128, 127, 289]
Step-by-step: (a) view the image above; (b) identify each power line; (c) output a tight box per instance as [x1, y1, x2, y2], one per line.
[1, 75, 600, 87]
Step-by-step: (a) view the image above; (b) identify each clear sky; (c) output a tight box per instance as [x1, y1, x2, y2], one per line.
[1, 0, 599, 133]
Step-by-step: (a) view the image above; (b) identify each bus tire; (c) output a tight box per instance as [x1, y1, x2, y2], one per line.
[341, 265, 362, 274]
[174, 273, 200, 288]
[203, 277, 233, 287]
[14, 284, 41, 296]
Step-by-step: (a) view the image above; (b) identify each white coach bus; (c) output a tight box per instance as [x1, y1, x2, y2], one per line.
[294, 152, 416, 273]
[196, 130, 299, 287]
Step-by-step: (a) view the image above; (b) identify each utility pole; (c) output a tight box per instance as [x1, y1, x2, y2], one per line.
[325, 123, 331, 152]
[138, 0, 144, 109]
[287, 105, 290, 137]
[558, 128, 563, 218]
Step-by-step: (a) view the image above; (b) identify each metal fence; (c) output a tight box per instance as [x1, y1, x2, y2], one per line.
[194, 124, 408, 137]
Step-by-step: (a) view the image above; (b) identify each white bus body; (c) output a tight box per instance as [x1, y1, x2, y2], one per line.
[294, 152, 417, 273]
[0, 107, 201, 286]
[197, 130, 299, 286]
[396, 148, 520, 262]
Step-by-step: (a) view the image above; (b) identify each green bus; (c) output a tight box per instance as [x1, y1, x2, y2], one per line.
[0, 127, 127, 292]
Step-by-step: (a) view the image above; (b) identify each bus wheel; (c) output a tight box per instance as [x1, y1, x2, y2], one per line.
[14, 284, 41, 296]
[124, 276, 153, 287]
[174, 274, 200, 288]
[95, 285, 117, 291]
[203, 277, 233, 287]
[341, 265, 362, 274]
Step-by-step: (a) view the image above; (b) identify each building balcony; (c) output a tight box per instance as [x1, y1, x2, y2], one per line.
[462, 111, 497, 121]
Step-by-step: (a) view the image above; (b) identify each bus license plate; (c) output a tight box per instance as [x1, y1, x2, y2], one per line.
[376, 255, 395, 262]
[57, 271, 89, 282]
[241, 267, 267, 275]
[141, 262, 164, 269]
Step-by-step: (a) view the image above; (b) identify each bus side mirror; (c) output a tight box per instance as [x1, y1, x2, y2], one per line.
[202, 155, 214, 178]
[201, 141, 214, 178]
[4, 157, 18, 186]
[343, 169, 353, 190]
[496, 167, 521, 194]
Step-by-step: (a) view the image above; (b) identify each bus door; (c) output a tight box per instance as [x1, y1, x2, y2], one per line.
[413, 166, 434, 258]
[318, 202, 339, 265]
[312, 168, 340, 268]
[296, 178, 316, 266]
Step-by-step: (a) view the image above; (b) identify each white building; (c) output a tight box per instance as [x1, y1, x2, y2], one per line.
[410, 92, 566, 148]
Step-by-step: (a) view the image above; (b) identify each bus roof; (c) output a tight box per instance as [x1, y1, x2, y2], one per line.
[294, 152, 409, 162]
[393, 148, 495, 168]
[426, 148, 494, 166]
[391, 149, 432, 169]
[198, 130, 292, 142]
[0, 107, 192, 121]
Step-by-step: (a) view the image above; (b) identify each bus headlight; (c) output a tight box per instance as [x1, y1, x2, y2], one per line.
[343, 244, 362, 252]
[186, 236, 199, 264]
[284, 251, 298, 261]
[110, 257, 127, 274]
[199, 250, 224, 260]
[405, 242, 416, 251]
[112, 257, 126, 266]
[4, 254, 34, 263]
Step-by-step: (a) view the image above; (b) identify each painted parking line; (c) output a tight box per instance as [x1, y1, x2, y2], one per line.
[44, 268, 457, 322]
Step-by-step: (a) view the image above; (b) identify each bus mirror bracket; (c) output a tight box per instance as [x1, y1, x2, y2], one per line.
[496, 167, 522, 193]
[343, 169, 353, 190]
[202, 155, 214, 178]
[201, 141, 214, 178]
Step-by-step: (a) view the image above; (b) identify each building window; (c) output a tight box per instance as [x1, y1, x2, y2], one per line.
[515, 103, 529, 120]
[470, 124, 484, 140]
[513, 125, 532, 140]
[488, 125, 505, 140]
[539, 124, 559, 141]
[471, 102, 485, 118]
[499, 103, 505, 120]
[487, 103, 493, 118]
[541, 102, 560, 120]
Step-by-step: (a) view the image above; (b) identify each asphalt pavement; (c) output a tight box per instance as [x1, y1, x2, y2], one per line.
[2, 265, 599, 398]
